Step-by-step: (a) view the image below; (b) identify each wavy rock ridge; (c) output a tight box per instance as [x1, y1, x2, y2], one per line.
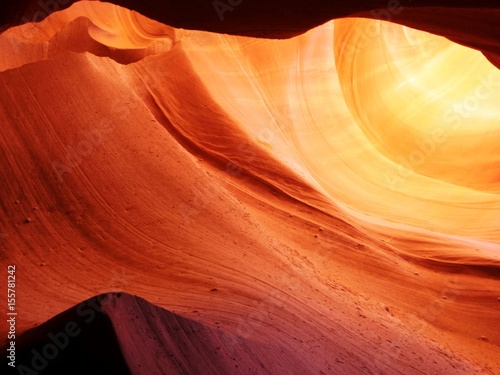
[0, 1, 499, 374]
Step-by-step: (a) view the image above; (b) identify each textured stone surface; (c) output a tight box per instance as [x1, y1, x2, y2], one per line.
[1, 2, 499, 374]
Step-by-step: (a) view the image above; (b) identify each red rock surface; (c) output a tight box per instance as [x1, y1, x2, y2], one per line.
[1, 1, 499, 374]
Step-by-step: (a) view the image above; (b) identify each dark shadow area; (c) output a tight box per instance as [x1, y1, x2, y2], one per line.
[3, 294, 131, 375]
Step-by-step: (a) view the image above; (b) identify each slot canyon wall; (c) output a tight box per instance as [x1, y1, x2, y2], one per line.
[0, 1, 499, 374]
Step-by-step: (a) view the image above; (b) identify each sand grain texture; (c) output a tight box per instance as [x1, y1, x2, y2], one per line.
[0, 1, 499, 374]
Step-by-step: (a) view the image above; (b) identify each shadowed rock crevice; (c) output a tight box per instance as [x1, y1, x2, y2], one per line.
[7, 294, 131, 375]
[5, 293, 322, 375]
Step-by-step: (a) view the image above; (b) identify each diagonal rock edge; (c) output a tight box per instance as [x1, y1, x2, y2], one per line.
[3, 292, 338, 375]
[0, 2, 500, 375]
[1, 292, 492, 375]
[1, 1, 499, 65]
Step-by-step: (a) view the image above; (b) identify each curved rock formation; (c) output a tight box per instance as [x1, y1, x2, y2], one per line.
[15, 292, 366, 374]
[1, 1, 499, 374]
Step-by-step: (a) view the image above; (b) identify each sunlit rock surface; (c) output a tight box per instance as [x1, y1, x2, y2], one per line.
[0, 1, 499, 374]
